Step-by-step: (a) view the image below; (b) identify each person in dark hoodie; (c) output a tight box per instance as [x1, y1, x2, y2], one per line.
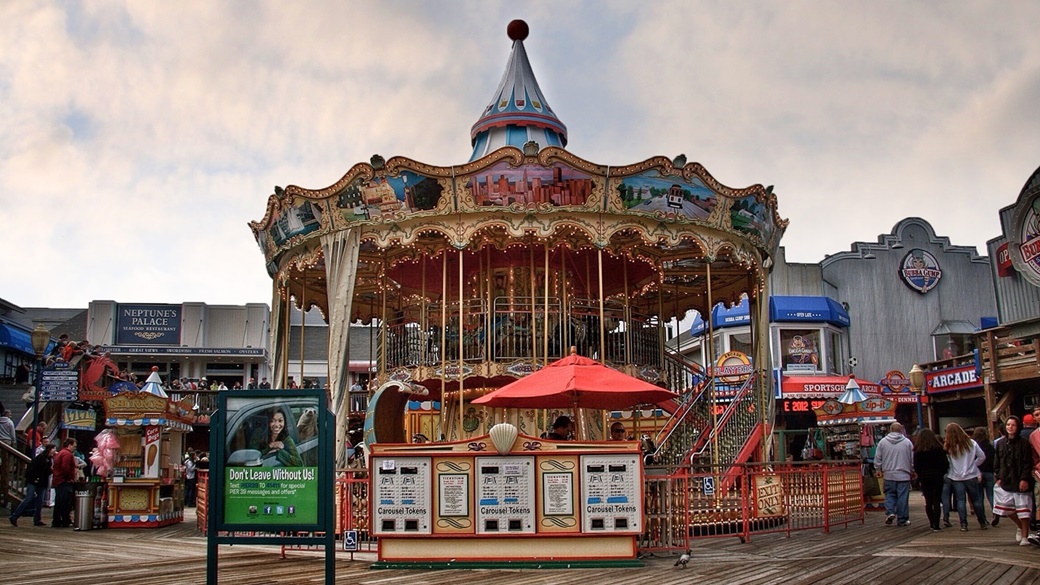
[9, 443, 55, 526]
[874, 422, 914, 526]
[913, 428, 949, 532]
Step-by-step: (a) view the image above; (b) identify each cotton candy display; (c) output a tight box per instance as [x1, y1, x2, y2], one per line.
[90, 429, 121, 477]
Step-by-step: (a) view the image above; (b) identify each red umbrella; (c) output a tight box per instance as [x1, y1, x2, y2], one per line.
[471, 348, 678, 411]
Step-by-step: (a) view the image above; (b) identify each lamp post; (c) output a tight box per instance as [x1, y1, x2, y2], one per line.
[29, 324, 50, 452]
[909, 363, 926, 431]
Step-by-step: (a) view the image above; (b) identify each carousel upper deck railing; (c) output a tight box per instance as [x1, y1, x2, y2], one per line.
[379, 297, 662, 372]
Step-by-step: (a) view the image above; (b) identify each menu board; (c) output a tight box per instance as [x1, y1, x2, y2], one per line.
[371, 456, 432, 534]
[476, 456, 535, 534]
[580, 454, 642, 533]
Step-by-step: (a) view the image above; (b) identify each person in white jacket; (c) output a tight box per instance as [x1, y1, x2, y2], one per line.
[944, 422, 988, 531]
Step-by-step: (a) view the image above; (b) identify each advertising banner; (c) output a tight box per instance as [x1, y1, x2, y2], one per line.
[221, 394, 322, 526]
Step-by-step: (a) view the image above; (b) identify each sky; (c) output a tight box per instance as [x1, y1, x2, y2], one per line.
[3, 1, 1039, 310]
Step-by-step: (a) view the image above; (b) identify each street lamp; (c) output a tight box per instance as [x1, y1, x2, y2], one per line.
[908, 364, 926, 431]
[29, 324, 50, 452]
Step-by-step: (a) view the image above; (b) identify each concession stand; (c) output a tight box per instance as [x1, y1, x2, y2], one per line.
[813, 396, 896, 507]
[101, 369, 194, 528]
[368, 423, 644, 567]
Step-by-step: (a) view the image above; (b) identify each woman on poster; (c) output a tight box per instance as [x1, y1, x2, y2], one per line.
[254, 409, 302, 467]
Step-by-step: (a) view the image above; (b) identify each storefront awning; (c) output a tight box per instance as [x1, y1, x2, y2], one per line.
[817, 415, 897, 426]
[0, 323, 35, 355]
[769, 296, 850, 327]
[690, 298, 749, 336]
[781, 375, 882, 399]
[106, 417, 193, 433]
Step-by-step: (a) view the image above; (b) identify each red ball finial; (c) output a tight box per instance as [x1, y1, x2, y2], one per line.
[507, 20, 529, 42]
[152, 366, 159, 372]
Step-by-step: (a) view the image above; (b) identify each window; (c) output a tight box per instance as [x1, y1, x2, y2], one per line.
[779, 329, 820, 372]
[828, 332, 842, 375]
[933, 334, 976, 361]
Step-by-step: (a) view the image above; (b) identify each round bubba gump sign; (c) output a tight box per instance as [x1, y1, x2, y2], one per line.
[1009, 167, 1040, 287]
[899, 249, 942, 294]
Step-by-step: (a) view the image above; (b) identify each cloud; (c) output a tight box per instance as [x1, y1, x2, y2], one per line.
[2, 1, 1039, 308]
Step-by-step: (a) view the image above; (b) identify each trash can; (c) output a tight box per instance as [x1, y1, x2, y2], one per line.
[75, 490, 94, 531]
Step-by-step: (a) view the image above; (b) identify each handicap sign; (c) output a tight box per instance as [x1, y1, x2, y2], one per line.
[702, 477, 715, 496]
[343, 529, 358, 552]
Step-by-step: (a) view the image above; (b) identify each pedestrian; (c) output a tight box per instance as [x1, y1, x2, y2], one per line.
[1028, 405, 1040, 543]
[25, 422, 46, 455]
[973, 426, 997, 526]
[183, 450, 197, 507]
[912, 428, 948, 532]
[51, 437, 78, 527]
[944, 423, 987, 531]
[0, 409, 15, 508]
[874, 422, 913, 526]
[9, 443, 55, 527]
[993, 415, 1034, 545]
[543, 416, 573, 441]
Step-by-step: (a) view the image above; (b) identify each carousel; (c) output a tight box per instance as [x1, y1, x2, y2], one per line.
[249, 20, 787, 474]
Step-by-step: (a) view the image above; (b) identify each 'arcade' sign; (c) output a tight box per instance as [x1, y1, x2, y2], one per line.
[925, 364, 981, 394]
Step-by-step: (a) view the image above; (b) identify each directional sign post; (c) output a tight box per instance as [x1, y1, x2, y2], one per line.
[39, 361, 79, 402]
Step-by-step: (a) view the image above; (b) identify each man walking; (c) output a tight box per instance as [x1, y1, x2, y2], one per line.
[9, 443, 54, 526]
[875, 422, 914, 526]
[51, 438, 78, 527]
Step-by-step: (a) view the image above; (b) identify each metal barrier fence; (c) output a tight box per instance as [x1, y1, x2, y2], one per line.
[201, 463, 863, 555]
[642, 461, 864, 552]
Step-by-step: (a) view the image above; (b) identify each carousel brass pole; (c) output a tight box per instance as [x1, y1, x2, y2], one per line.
[623, 259, 631, 365]
[458, 249, 465, 437]
[440, 252, 448, 440]
[543, 243, 550, 366]
[706, 260, 718, 473]
[300, 274, 306, 388]
[283, 289, 291, 387]
[561, 247, 569, 354]
[529, 246, 536, 359]
[597, 248, 606, 362]
[380, 259, 388, 383]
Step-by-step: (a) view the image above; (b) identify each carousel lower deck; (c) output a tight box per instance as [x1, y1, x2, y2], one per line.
[2, 493, 1038, 585]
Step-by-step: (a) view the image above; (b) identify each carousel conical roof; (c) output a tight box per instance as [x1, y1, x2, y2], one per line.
[470, 20, 567, 161]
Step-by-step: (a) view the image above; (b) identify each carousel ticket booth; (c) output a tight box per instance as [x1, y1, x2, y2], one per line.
[369, 423, 644, 568]
[102, 389, 194, 528]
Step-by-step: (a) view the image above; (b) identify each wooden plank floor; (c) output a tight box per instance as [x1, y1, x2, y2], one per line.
[3, 492, 1039, 585]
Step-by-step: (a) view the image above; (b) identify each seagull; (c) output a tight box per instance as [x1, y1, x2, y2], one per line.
[674, 549, 691, 568]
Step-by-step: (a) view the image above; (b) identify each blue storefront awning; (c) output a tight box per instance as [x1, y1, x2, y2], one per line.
[690, 298, 750, 336]
[769, 296, 850, 328]
[0, 323, 36, 355]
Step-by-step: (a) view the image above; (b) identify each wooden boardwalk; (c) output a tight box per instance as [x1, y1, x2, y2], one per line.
[3, 492, 1040, 585]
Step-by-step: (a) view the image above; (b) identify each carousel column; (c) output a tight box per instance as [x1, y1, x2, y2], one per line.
[270, 283, 287, 390]
[321, 229, 360, 467]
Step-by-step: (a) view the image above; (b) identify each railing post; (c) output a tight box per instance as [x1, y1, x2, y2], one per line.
[822, 463, 830, 533]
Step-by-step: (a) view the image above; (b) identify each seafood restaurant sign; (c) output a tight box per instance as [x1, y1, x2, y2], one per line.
[116, 303, 181, 345]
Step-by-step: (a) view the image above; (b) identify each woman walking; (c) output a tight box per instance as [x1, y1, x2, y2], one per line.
[944, 423, 987, 531]
[994, 415, 1034, 545]
[973, 426, 997, 526]
[913, 428, 948, 532]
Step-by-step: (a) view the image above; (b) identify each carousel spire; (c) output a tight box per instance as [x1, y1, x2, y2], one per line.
[469, 20, 568, 161]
